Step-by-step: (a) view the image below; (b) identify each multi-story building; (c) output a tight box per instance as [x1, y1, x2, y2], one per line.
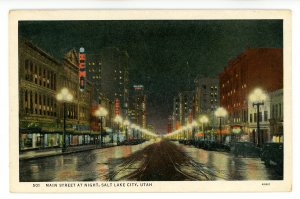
[172, 91, 194, 129]
[86, 47, 129, 116]
[60, 49, 93, 146]
[19, 39, 61, 150]
[219, 48, 283, 142]
[167, 115, 173, 133]
[194, 76, 220, 128]
[172, 95, 181, 130]
[100, 47, 129, 116]
[247, 94, 271, 144]
[269, 89, 284, 143]
[86, 54, 102, 104]
[131, 85, 147, 128]
[19, 39, 93, 150]
[194, 76, 219, 115]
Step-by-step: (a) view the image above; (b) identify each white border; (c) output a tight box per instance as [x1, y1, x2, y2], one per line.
[1, 0, 300, 198]
[9, 9, 292, 193]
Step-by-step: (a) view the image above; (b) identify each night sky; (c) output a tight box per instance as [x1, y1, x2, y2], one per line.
[19, 20, 283, 133]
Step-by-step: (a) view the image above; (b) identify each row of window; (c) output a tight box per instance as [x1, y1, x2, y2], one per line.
[272, 103, 283, 119]
[23, 89, 57, 117]
[249, 111, 268, 123]
[202, 85, 218, 90]
[24, 59, 57, 90]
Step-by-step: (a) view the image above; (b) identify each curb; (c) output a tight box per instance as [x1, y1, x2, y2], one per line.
[19, 144, 116, 161]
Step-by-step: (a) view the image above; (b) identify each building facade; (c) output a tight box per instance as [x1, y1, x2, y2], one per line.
[194, 76, 219, 115]
[86, 47, 129, 115]
[19, 40, 93, 151]
[194, 76, 220, 129]
[131, 85, 147, 128]
[19, 40, 61, 150]
[269, 89, 284, 143]
[247, 94, 271, 144]
[219, 48, 283, 144]
[172, 91, 194, 130]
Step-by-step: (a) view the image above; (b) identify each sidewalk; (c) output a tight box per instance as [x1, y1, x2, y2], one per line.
[19, 143, 117, 161]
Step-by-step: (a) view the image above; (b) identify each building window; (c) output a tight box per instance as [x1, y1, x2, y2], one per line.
[279, 103, 282, 118]
[264, 111, 268, 122]
[254, 113, 257, 122]
[35, 93, 38, 114]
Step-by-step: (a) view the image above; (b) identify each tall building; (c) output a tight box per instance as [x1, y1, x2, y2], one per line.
[172, 91, 194, 129]
[19, 40, 93, 150]
[172, 95, 181, 130]
[194, 76, 220, 128]
[194, 76, 219, 115]
[86, 47, 129, 116]
[131, 85, 147, 128]
[86, 54, 102, 104]
[219, 48, 283, 140]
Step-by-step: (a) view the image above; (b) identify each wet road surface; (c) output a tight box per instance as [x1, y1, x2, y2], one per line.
[20, 139, 282, 181]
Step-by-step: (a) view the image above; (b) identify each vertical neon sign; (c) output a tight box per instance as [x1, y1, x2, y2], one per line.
[79, 47, 86, 91]
[115, 98, 120, 115]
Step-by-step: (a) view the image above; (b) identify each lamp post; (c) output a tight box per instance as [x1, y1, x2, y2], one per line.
[95, 106, 108, 147]
[136, 126, 141, 140]
[191, 121, 198, 141]
[249, 88, 267, 147]
[114, 115, 123, 144]
[215, 107, 227, 144]
[130, 124, 137, 140]
[199, 116, 209, 141]
[123, 119, 130, 142]
[56, 88, 73, 153]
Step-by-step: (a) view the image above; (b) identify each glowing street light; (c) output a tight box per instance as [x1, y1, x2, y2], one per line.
[199, 115, 209, 140]
[114, 115, 123, 144]
[94, 106, 108, 146]
[56, 88, 73, 152]
[123, 119, 130, 142]
[191, 121, 198, 141]
[249, 88, 268, 147]
[215, 107, 227, 144]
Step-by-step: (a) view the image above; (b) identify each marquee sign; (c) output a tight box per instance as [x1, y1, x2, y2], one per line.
[79, 47, 86, 91]
[115, 98, 120, 115]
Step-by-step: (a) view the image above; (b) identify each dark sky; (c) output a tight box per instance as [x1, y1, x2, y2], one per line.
[19, 20, 283, 133]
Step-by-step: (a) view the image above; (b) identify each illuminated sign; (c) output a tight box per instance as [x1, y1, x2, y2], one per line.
[133, 85, 144, 91]
[115, 98, 120, 115]
[79, 47, 86, 91]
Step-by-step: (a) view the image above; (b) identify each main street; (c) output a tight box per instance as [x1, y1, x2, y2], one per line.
[20, 140, 282, 181]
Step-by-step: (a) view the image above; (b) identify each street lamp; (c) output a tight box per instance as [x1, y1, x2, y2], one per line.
[130, 124, 137, 140]
[199, 116, 209, 140]
[215, 107, 227, 144]
[114, 115, 123, 144]
[191, 121, 198, 142]
[136, 126, 141, 140]
[123, 119, 130, 142]
[95, 106, 108, 147]
[249, 88, 267, 147]
[56, 88, 73, 153]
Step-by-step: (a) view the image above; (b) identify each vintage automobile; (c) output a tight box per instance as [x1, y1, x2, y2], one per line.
[231, 141, 261, 157]
[261, 142, 283, 174]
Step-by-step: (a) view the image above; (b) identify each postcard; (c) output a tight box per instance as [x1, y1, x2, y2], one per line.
[9, 10, 292, 192]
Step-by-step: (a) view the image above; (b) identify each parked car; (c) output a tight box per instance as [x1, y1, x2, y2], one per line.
[231, 142, 261, 157]
[261, 142, 283, 174]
